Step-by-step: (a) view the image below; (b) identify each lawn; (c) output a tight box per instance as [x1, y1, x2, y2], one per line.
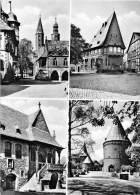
[70, 73, 140, 96]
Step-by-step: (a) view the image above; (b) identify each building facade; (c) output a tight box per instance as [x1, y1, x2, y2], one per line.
[103, 117, 131, 172]
[0, 1, 20, 83]
[82, 11, 125, 72]
[0, 103, 63, 191]
[34, 17, 69, 81]
[127, 32, 140, 72]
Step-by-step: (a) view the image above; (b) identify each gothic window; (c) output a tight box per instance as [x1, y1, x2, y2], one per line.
[5, 142, 12, 157]
[0, 59, 4, 71]
[53, 58, 57, 66]
[15, 144, 22, 159]
[31, 147, 36, 162]
[63, 58, 68, 66]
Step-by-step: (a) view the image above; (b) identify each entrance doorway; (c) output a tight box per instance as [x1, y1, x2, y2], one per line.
[51, 71, 59, 81]
[62, 71, 68, 81]
[6, 173, 16, 190]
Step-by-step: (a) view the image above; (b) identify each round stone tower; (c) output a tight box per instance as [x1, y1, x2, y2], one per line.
[103, 117, 131, 172]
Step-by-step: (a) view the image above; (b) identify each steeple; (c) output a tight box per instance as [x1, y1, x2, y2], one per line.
[8, 0, 20, 41]
[36, 15, 44, 34]
[51, 17, 60, 41]
[35, 15, 44, 51]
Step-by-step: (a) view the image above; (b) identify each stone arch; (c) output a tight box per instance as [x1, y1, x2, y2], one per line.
[108, 164, 114, 172]
[51, 70, 59, 81]
[6, 173, 16, 190]
[62, 71, 68, 81]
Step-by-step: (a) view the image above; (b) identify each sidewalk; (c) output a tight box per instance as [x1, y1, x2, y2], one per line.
[70, 88, 140, 100]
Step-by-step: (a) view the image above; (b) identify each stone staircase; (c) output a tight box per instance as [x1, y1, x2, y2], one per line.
[19, 163, 64, 192]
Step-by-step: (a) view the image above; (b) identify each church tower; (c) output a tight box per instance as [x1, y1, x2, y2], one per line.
[51, 17, 60, 41]
[103, 117, 131, 172]
[35, 15, 44, 51]
[7, 1, 20, 42]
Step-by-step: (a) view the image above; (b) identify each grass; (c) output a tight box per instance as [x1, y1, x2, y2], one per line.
[70, 73, 140, 96]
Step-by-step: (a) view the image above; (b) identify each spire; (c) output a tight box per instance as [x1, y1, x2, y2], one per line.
[36, 15, 44, 34]
[38, 102, 41, 109]
[9, 1, 12, 12]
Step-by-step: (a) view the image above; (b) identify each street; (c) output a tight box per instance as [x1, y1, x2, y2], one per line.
[70, 73, 140, 97]
[68, 177, 140, 195]
[1, 79, 68, 98]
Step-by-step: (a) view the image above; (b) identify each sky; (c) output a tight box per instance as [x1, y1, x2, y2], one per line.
[72, 100, 133, 161]
[1, 0, 70, 49]
[71, 0, 140, 50]
[0, 98, 68, 158]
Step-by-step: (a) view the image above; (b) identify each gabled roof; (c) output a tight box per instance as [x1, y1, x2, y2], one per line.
[105, 117, 130, 143]
[0, 17, 13, 31]
[127, 32, 140, 53]
[0, 104, 63, 149]
[90, 11, 125, 50]
[36, 16, 44, 34]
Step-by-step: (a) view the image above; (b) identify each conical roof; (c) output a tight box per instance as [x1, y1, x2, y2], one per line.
[36, 16, 44, 34]
[105, 117, 130, 142]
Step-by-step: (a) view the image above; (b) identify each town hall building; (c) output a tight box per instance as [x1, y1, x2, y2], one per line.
[82, 11, 125, 72]
[0, 103, 64, 191]
[34, 16, 69, 81]
[0, 1, 20, 83]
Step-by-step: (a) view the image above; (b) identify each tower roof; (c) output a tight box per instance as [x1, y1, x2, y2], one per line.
[105, 117, 130, 143]
[91, 11, 125, 49]
[36, 16, 44, 34]
[8, 1, 19, 24]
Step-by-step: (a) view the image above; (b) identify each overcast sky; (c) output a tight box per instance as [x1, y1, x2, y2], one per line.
[71, 0, 140, 50]
[2, 0, 70, 49]
[0, 98, 68, 158]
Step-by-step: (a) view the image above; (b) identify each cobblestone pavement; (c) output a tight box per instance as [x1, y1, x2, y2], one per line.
[68, 178, 140, 195]
[70, 73, 140, 96]
[70, 88, 140, 100]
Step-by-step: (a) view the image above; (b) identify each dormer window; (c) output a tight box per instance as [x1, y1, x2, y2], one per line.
[0, 123, 5, 130]
[16, 128, 21, 134]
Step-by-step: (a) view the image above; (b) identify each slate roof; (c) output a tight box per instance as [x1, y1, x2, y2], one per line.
[0, 104, 63, 149]
[105, 117, 130, 143]
[90, 11, 125, 50]
[0, 17, 13, 31]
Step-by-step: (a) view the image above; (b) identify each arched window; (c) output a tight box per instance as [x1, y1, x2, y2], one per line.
[5, 142, 12, 157]
[53, 58, 57, 66]
[0, 59, 4, 71]
[63, 58, 68, 66]
[15, 144, 22, 159]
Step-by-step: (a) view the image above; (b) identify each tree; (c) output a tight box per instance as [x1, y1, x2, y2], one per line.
[118, 101, 140, 168]
[70, 24, 91, 64]
[68, 100, 107, 177]
[18, 38, 34, 78]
